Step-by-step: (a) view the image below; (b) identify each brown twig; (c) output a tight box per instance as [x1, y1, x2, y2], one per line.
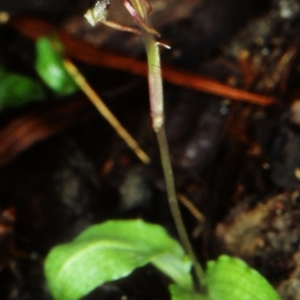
[11, 17, 278, 107]
[0, 100, 91, 165]
[63, 58, 150, 164]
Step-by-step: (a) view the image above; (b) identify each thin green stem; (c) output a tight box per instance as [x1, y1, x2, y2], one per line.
[130, 0, 146, 19]
[142, 25, 163, 132]
[141, 27, 206, 290]
[156, 127, 206, 290]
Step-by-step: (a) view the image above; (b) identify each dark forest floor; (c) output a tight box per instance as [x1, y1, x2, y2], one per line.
[1, 0, 300, 299]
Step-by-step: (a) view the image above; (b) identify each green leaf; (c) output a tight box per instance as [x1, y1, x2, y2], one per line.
[35, 36, 78, 96]
[0, 66, 45, 110]
[44, 219, 193, 300]
[169, 284, 209, 300]
[206, 255, 281, 300]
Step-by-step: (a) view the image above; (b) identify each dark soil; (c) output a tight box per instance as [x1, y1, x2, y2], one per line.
[1, 0, 300, 299]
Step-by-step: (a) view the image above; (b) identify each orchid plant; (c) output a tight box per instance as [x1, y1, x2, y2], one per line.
[86, 0, 206, 287]
[43, 1, 281, 299]
[85, 0, 205, 286]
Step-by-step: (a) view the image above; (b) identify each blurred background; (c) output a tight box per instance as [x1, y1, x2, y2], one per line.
[0, 0, 300, 299]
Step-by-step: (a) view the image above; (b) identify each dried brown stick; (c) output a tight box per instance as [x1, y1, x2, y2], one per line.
[0, 100, 90, 165]
[11, 17, 278, 106]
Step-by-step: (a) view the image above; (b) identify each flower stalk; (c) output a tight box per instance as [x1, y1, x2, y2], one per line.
[126, 0, 206, 290]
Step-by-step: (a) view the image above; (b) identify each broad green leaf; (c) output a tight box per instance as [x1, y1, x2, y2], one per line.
[169, 284, 208, 300]
[35, 36, 78, 96]
[0, 67, 44, 110]
[44, 219, 193, 300]
[206, 255, 281, 300]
